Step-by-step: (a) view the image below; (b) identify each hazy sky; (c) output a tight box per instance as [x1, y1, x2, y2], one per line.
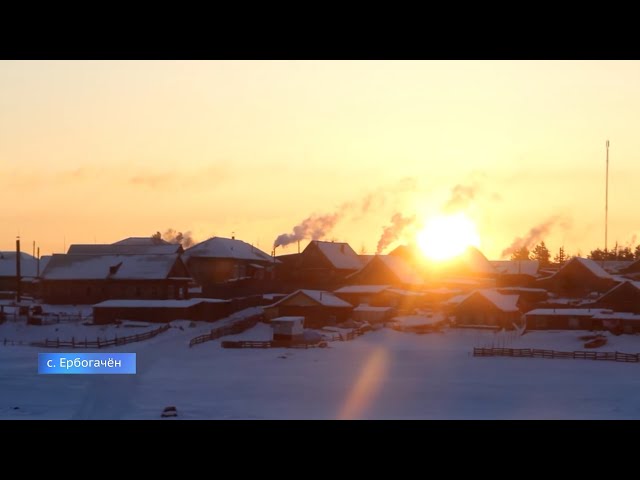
[2, 60, 640, 259]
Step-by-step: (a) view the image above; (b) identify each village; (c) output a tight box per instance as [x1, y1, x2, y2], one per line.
[3, 233, 640, 419]
[2, 233, 640, 346]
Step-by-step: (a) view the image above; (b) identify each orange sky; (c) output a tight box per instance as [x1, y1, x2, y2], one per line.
[2, 60, 640, 259]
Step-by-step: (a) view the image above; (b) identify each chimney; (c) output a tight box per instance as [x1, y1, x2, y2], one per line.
[37, 247, 40, 277]
[16, 237, 21, 303]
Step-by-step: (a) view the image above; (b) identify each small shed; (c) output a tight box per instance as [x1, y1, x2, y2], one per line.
[271, 316, 304, 340]
[352, 304, 394, 324]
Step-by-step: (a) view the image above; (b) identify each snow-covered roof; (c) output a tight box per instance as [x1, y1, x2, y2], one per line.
[93, 298, 227, 309]
[184, 237, 275, 263]
[452, 289, 519, 312]
[354, 305, 393, 312]
[525, 308, 611, 317]
[592, 312, 640, 321]
[333, 285, 391, 294]
[422, 287, 463, 295]
[386, 288, 424, 297]
[271, 316, 304, 323]
[476, 290, 520, 312]
[0, 252, 40, 277]
[112, 237, 171, 246]
[562, 257, 613, 279]
[490, 260, 539, 277]
[67, 244, 181, 255]
[41, 254, 187, 280]
[599, 260, 634, 274]
[596, 280, 640, 299]
[497, 287, 548, 294]
[392, 313, 446, 327]
[311, 241, 363, 270]
[269, 289, 353, 308]
[457, 247, 496, 275]
[446, 294, 469, 305]
[376, 256, 424, 285]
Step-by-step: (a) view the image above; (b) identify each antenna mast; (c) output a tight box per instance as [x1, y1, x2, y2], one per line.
[605, 140, 610, 255]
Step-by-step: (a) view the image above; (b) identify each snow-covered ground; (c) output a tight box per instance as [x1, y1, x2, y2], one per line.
[2, 322, 640, 419]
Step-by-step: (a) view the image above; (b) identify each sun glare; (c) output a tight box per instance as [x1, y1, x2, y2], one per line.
[417, 213, 481, 262]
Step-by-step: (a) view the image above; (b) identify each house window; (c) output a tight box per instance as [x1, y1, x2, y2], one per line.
[536, 317, 548, 328]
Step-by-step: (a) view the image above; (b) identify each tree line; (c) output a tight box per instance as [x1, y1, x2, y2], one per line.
[509, 241, 640, 267]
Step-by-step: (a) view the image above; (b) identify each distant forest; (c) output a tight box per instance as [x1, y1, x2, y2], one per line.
[509, 241, 640, 266]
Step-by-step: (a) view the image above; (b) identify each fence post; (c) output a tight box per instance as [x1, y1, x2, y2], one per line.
[72, 336, 75, 348]
[97, 337, 101, 348]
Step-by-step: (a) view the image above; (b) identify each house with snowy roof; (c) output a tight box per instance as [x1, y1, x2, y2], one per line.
[39, 254, 191, 304]
[523, 308, 612, 330]
[183, 236, 276, 298]
[333, 284, 425, 313]
[0, 251, 47, 297]
[536, 257, 618, 297]
[112, 236, 171, 246]
[491, 260, 540, 287]
[67, 243, 182, 255]
[276, 240, 364, 290]
[263, 289, 353, 328]
[589, 280, 640, 313]
[453, 289, 522, 329]
[390, 245, 496, 279]
[345, 255, 424, 289]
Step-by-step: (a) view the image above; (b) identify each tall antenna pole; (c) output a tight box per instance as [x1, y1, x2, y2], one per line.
[605, 140, 610, 256]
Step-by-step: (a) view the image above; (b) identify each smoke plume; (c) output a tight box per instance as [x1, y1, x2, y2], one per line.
[443, 183, 480, 213]
[157, 229, 196, 248]
[501, 216, 570, 259]
[273, 177, 418, 249]
[273, 213, 341, 248]
[376, 213, 416, 254]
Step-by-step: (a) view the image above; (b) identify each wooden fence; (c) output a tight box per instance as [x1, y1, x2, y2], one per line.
[188, 314, 262, 348]
[29, 324, 170, 349]
[473, 347, 640, 363]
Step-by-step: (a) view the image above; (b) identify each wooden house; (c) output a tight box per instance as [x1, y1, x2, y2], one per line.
[536, 257, 618, 297]
[263, 289, 353, 328]
[453, 289, 522, 329]
[39, 254, 191, 304]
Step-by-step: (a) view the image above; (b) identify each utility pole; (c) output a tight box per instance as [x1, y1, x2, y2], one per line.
[16, 237, 21, 303]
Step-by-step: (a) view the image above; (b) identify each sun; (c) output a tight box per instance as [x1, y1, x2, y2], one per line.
[416, 213, 481, 262]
